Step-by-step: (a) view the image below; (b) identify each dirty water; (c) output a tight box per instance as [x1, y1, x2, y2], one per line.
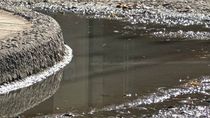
[16, 13, 210, 117]
[0, 70, 63, 118]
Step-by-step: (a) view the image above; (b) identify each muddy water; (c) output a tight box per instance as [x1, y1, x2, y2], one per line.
[21, 13, 210, 117]
[0, 70, 63, 117]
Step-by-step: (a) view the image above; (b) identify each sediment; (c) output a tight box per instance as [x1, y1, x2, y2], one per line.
[0, 2, 65, 84]
[4, 0, 210, 41]
[7, 0, 210, 26]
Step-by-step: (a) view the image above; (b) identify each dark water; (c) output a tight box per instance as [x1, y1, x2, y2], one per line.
[20, 13, 210, 117]
[0, 70, 63, 117]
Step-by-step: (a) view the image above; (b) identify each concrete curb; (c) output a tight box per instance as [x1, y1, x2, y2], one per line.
[0, 2, 65, 84]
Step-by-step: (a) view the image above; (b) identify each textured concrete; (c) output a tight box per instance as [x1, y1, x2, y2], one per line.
[0, 3, 65, 84]
[0, 10, 30, 39]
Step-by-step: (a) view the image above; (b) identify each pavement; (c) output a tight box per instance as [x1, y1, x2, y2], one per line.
[0, 10, 30, 40]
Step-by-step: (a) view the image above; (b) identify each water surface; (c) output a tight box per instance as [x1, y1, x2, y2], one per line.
[21, 13, 210, 117]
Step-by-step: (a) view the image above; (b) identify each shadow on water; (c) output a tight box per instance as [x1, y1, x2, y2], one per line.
[20, 13, 210, 117]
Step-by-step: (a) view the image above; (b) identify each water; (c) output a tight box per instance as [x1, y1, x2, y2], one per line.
[19, 13, 210, 117]
[0, 70, 63, 117]
[0, 44, 72, 117]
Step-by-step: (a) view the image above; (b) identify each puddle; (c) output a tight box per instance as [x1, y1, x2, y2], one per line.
[0, 70, 63, 117]
[19, 13, 210, 117]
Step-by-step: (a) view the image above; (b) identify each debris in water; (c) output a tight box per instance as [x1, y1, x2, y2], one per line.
[113, 30, 120, 33]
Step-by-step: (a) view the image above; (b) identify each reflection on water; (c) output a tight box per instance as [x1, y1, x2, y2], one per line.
[0, 44, 72, 117]
[21, 13, 210, 117]
[0, 70, 63, 117]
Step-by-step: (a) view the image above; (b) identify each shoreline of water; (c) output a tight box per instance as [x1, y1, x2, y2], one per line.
[0, 45, 72, 94]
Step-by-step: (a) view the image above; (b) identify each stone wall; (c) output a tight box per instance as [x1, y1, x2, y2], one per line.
[0, 2, 65, 84]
